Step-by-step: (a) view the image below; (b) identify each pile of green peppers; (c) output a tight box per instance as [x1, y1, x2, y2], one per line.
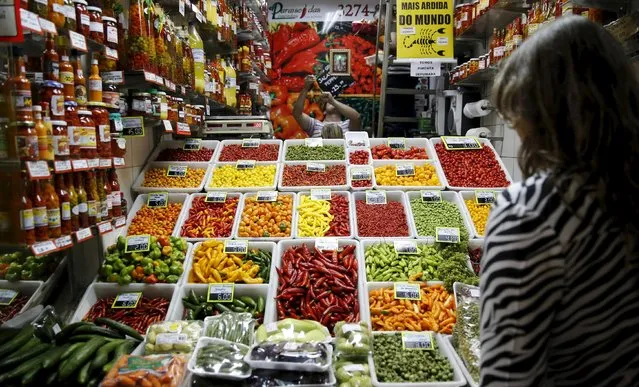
[0, 251, 62, 281]
[100, 236, 188, 285]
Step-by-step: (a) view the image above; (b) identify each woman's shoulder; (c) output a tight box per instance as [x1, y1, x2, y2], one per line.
[495, 172, 560, 218]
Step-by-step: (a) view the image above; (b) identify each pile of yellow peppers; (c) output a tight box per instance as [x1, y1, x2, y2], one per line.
[189, 240, 263, 284]
[296, 195, 334, 237]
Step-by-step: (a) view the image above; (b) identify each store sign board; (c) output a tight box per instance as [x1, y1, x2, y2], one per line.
[316, 63, 353, 97]
[0, 1, 23, 43]
[410, 61, 441, 77]
[396, 0, 454, 59]
[267, 0, 378, 22]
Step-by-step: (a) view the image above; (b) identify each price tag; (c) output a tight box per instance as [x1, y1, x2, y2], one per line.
[394, 240, 418, 254]
[310, 189, 331, 201]
[470, 288, 480, 298]
[256, 191, 278, 202]
[39, 18, 56, 34]
[396, 163, 415, 177]
[143, 71, 154, 82]
[365, 190, 387, 205]
[242, 138, 260, 148]
[102, 71, 124, 84]
[99, 158, 112, 168]
[54, 235, 73, 250]
[113, 216, 126, 228]
[176, 122, 191, 136]
[191, 3, 198, 12]
[163, 120, 173, 133]
[345, 132, 369, 147]
[72, 159, 89, 171]
[96, 220, 113, 234]
[165, 80, 176, 92]
[68, 30, 87, 52]
[156, 333, 188, 345]
[402, 332, 434, 350]
[205, 192, 227, 203]
[475, 190, 496, 205]
[388, 137, 406, 149]
[223, 240, 248, 254]
[31, 240, 58, 256]
[113, 118, 123, 132]
[125, 235, 151, 253]
[207, 284, 234, 303]
[121, 117, 144, 137]
[236, 160, 256, 170]
[113, 157, 125, 167]
[181, 86, 186, 95]
[435, 227, 460, 244]
[315, 238, 338, 252]
[21, 9, 42, 32]
[394, 283, 421, 300]
[306, 163, 326, 173]
[343, 364, 367, 372]
[26, 161, 51, 179]
[179, 0, 185, 15]
[441, 136, 482, 150]
[87, 158, 99, 169]
[53, 160, 72, 173]
[75, 227, 93, 242]
[147, 192, 168, 208]
[351, 167, 372, 181]
[111, 292, 142, 308]
[183, 138, 201, 150]
[305, 138, 323, 147]
[166, 165, 188, 177]
[421, 190, 442, 203]
[341, 323, 363, 334]
[0, 289, 18, 306]
[105, 46, 118, 60]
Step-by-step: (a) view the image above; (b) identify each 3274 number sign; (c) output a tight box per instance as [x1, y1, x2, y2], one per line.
[337, 3, 379, 17]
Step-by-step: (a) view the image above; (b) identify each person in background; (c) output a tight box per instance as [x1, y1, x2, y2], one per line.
[292, 75, 361, 138]
[480, 16, 639, 386]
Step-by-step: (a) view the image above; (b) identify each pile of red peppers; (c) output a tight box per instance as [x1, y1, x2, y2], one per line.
[276, 244, 360, 331]
[326, 195, 350, 236]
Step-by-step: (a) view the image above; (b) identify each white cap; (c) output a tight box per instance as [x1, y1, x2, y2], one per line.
[32, 105, 42, 111]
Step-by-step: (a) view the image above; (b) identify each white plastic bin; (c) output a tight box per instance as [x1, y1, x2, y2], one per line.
[405, 191, 474, 240]
[347, 147, 373, 165]
[369, 138, 437, 161]
[215, 139, 283, 162]
[292, 191, 354, 239]
[444, 335, 479, 387]
[148, 140, 219, 164]
[0, 280, 44, 317]
[458, 190, 504, 238]
[283, 139, 346, 162]
[170, 283, 269, 320]
[363, 281, 445, 324]
[372, 160, 447, 191]
[205, 162, 280, 193]
[348, 165, 377, 191]
[236, 192, 297, 241]
[132, 162, 212, 193]
[278, 161, 348, 192]
[351, 191, 416, 240]
[124, 193, 189, 237]
[174, 193, 243, 242]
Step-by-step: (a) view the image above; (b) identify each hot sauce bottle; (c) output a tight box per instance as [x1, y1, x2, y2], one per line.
[85, 170, 100, 225]
[108, 168, 121, 217]
[31, 180, 49, 241]
[55, 173, 72, 235]
[42, 177, 61, 238]
[43, 33, 60, 82]
[74, 172, 89, 228]
[20, 174, 35, 245]
[73, 54, 87, 106]
[9, 49, 33, 122]
[65, 173, 79, 231]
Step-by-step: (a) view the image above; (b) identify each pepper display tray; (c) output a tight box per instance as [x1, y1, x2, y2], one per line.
[205, 162, 281, 193]
[283, 139, 346, 162]
[235, 192, 298, 241]
[0, 280, 44, 319]
[405, 191, 475, 241]
[174, 193, 243, 242]
[215, 139, 284, 163]
[123, 193, 190, 237]
[351, 191, 417, 241]
[458, 190, 504, 238]
[368, 331, 466, 387]
[278, 161, 349, 192]
[265, 239, 366, 325]
[292, 191, 355, 239]
[347, 147, 373, 165]
[170, 283, 269, 320]
[148, 140, 220, 165]
[181, 240, 277, 286]
[69, 283, 179, 325]
[430, 138, 513, 191]
[369, 138, 438, 161]
[362, 281, 446, 325]
[444, 335, 479, 387]
[372, 160, 447, 191]
[348, 165, 377, 192]
[132, 162, 213, 193]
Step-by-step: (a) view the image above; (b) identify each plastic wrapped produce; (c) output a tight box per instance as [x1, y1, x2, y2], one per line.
[452, 282, 480, 385]
[145, 320, 203, 354]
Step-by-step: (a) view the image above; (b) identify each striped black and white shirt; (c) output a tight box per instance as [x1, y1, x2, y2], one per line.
[480, 173, 639, 386]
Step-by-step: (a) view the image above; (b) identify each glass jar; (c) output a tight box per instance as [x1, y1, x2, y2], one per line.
[50, 0, 66, 28]
[51, 120, 70, 160]
[98, 51, 117, 72]
[30, 0, 49, 19]
[65, 101, 81, 158]
[127, 0, 150, 71]
[131, 92, 151, 116]
[118, 92, 127, 116]
[103, 16, 118, 48]
[460, 4, 472, 32]
[102, 81, 119, 108]
[176, 97, 185, 121]
[111, 135, 126, 157]
[88, 101, 110, 158]
[78, 109, 96, 159]
[13, 121, 38, 161]
[152, 91, 167, 119]
[74, 0, 90, 36]
[469, 58, 479, 74]
[87, 6, 103, 43]
[168, 95, 178, 122]
[63, 0, 77, 30]
[185, 104, 193, 125]
[40, 80, 65, 120]
[479, 55, 486, 70]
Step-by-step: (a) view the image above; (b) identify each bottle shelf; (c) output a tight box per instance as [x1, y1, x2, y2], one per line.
[456, 0, 530, 41]
[454, 66, 498, 87]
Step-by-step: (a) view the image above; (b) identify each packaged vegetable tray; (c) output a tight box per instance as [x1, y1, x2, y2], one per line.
[254, 318, 331, 344]
[236, 192, 297, 241]
[144, 320, 203, 354]
[132, 162, 212, 193]
[244, 341, 333, 372]
[0, 280, 43, 323]
[458, 190, 504, 238]
[369, 138, 436, 160]
[206, 162, 280, 193]
[204, 312, 256, 346]
[335, 358, 373, 387]
[351, 191, 416, 240]
[188, 337, 251, 380]
[124, 193, 189, 238]
[450, 282, 480, 387]
[373, 160, 447, 191]
[101, 354, 187, 387]
[405, 191, 474, 242]
[334, 321, 372, 359]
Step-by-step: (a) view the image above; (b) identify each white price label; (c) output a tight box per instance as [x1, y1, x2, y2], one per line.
[315, 238, 338, 252]
[113, 119, 123, 132]
[163, 120, 173, 133]
[256, 191, 278, 202]
[421, 190, 442, 203]
[166, 165, 188, 177]
[113, 157, 125, 167]
[69, 30, 88, 52]
[394, 283, 421, 300]
[39, 18, 57, 34]
[236, 160, 256, 170]
[183, 138, 202, 150]
[207, 284, 234, 302]
[306, 163, 326, 173]
[105, 46, 119, 60]
[402, 332, 434, 350]
[97, 220, 113, 234]
[100, 158, 112, 168]
[388, 137, 406, 149]
[112, 292, 142, 308]
[224, 240, 248, 254]
[113, 216, 126, 228]
[102, 71, 124, 84]
[205, 192, 227, 203]
[87, 158, 99, 169]
[179, 0, 185, 15]
[395, 163, 415, 177]
[21, 9, 42, 32]
[345, 131, 369, 147]
[305, 138, 323, 147]
[54, 235, 73, 250]
[72, 159, 89, 171]
[365, 190, 386, 205]
[26, 161, 51, 179]
[75, 227, 93, 242]
[441, 136, 482, 150]
[121, 117, 144, 137]
[156, 333, 188, 345]
[242, 138, 260, 148]
[176, 122, 191, 136]
[435, 227, 460, 243]
[53, 160, 72, 173]
[31, 240, 58, 256]
[310, 189, 331, 201]
[125, 235, 151, 253]
[394, 240, 418, 254]
[0, 289, 18, 305]
[343, 364, 367, 372]
[351, 167, 372, 181]
[410, 61, 441, 77]
[475, 191, 496, 204]
[147, 192, 168, 207]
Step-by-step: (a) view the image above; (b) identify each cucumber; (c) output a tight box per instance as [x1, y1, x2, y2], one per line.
[20, 364, 41, 385]
[94, 318, 144, 341]
[54, 322, 92, 342]
[0, 343, 50, 369]
[77, 359, 91, 385]
[0, 349, 50, 383]
[60, 342, 83, 361]
[72, 325, 125, 339]
[57, 336, 105, 381]
[69, 334, 113, 342]
[0, 337, 40, 367]
[90, 339, 125, 373]
[0, 325, 34, 357]
[257, 296, 265, 312]
[42, 345, 71, 369]
[45, 371, 58, 385]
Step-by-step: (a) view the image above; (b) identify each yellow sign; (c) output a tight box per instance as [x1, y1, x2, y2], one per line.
[396, 0, 454, 59]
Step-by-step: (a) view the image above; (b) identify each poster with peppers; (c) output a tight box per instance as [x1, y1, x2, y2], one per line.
[267, 1, 382, 139]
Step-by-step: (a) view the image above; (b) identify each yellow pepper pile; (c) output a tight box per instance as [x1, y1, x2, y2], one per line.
[208, 164, 277, 188]
[142, 168, 206, 188]
[297, 195, 333, 237]
[464, 199, 491, 236]
[189, 240, 263, 284]
[374, 164, 440, 186]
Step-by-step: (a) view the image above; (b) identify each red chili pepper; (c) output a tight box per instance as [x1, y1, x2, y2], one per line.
[349, 150, 370, 165]
[180, 197, 239, 238]
[355, 200, 410, 237]
[325, 194, 350, 237]
[218, 144, 280, 162]
[271, 24, 292, 55]
[83, 296, 169, 334]
[371, 144, 428, 160]
[352, 179, 373, 188]
[434, 143, 509, 187]
[0, 295, 28, 322]
[281, 165, 346, 187]
[282, 50, 320, 75]
[156, 147, 215, 162]
[274, 28, 320, 69]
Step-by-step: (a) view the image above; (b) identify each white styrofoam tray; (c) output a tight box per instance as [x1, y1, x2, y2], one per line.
[0, 280, 44, 317]
[347, 147, 373, 165]
[369, 331, 466, 387]
[372, 159, 448, 191]
[351, 191, 416, 240]
[148, 140, 220, 164]
[363, 281, 445, 325]
[348, 165, 377, 191]
[278, 161, 349, 192]
[132, 162, 213, 193]
[188, 337, 251, 380]
[430, 138, 513, 190]
[265, 239, 365, 325]
[123, 193, 189, 237]
[69, 282, 178, 324]
[205, 162, 280, 193]
[170, 283, 269, 320]
[444, 332, 479, 387]
[405, 191, 474, 240]
[182, 241, 277, 285]
[174, 193, 243, 242]
[458, 190, 504, 238]
[369, 138, 438, 162]
[235, 192, 297, 241]
[283, 139, 346, 162]
[292, 191, 354, 239]
[244, 342, 333, 372]
[215, 139, 283, 163]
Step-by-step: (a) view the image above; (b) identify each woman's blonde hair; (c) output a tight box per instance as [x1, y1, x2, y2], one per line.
[321, 123, 343, 139]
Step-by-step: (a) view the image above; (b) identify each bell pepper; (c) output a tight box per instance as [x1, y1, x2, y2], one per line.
[156, 272, 166, 281]
[274, 28, 320, 69]
[117, 236, 126, 251]
[20, 270, 33, 280]
[265, 85, 288, 106]
[282, 50, 319, 75]
[102, 264, 114, 277]
[158, 236, 170, 247]
[161, 246, 172, 256]
[273, 114, 307, 140]
[169, 262, 184, 275]
[271, 24, 292, 55]
[307, 103, 324, 121]
[286, 93, 309, 112]
[143, 263, 154, 275]
[166, 275, 179, 283]
[113, 259, 125, 271]
[118, 274, 132, 285]
[144, 274, 158, 284]
[149, 247, 161, 260]
[131, 252, 144, 262]
[141, 257, 153, 266]
[159, 262, 170, 274]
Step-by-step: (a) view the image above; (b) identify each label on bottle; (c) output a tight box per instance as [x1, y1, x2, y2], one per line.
[78, 202, 88, 214]
[106, 25, 118, 44]
[79, 126, 96, 149]
[51, 95, 65, 117]
[106, 195, 112, 210]
[88, 200, 97, 217]
[48, 208, 61, 227]
[75, 85, 87, 105]
[192, 48, 205, 63]
[90, 21, 103, 33]
[61, 202, 71, 220]
[60, 71, 74, 85]
[16, 135, 39, 160]
[80, 13, 90, 27]
[72, 204, 79, 216]
[52, 135, 70, 156]
[100, 200, 108, 218]
[67, 126, 79, 145]
[110, 192, 121, 207]
[12, 89, 32, 109]
[63, 4, 75, 19]
[98, 124, 110, 143]
[88, 79, 102, 92]
[34, 206, 48, 227]
[131, 99, 146, 113]
[20, 209, 34, 230]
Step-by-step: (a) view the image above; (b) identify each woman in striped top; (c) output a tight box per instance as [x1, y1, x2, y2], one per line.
[481, 16, 639, 386]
